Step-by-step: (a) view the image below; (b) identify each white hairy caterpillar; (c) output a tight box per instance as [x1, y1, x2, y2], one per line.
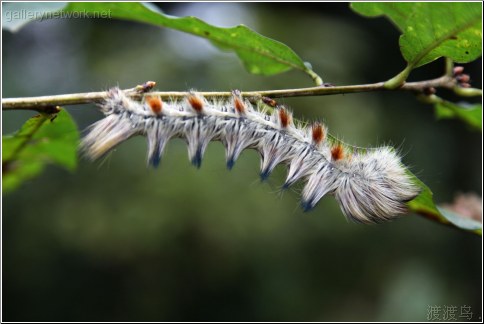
[81, 88, 420, 224]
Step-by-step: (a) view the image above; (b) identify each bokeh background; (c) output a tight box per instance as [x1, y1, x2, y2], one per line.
[2, 2, 482, 321]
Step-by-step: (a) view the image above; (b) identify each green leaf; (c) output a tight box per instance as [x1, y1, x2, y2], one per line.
[400, 3, 482, 68]
[437, 207, 482, 234]
[434, 101, 482, 131]
[3, 2, 322, 84]
[2, 109, 79, 193]
[351, 2, 482, 68]
[407, 172, 481, 236]
[350, 2, 414, 31]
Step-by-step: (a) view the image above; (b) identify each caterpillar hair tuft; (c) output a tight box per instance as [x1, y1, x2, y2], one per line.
[81, 87, 420, 224]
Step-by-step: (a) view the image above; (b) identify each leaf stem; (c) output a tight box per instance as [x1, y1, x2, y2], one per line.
[444, 57, 454, 77]
[305, 68, 324, 86]
[383, 64, 414, 89]
[2, 75, 473, 112]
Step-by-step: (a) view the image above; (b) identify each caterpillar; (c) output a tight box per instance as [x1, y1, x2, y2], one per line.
[81, 87, 420, 224]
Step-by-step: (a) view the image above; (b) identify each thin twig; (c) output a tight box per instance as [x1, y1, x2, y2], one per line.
[3, 75, 480, 112]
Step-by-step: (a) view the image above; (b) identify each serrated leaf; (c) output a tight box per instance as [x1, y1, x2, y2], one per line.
[2, 109, 79, 193]
[434, 101, 482, 131]
[351, 2, 482, 68]
[407, 172, 481, 235]
[3, 2, 321, 84]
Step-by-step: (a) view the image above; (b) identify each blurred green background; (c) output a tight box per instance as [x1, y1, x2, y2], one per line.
[2, 2, 482, 321]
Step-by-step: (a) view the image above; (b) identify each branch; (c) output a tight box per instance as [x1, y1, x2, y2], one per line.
[3, 75, 481, 112]
[3, 79, 481, 235]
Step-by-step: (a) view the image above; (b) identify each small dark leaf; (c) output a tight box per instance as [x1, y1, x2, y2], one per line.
[2, 109, 79, 193]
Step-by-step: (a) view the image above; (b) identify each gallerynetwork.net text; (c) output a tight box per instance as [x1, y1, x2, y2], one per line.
[4, 9, 112, 22]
